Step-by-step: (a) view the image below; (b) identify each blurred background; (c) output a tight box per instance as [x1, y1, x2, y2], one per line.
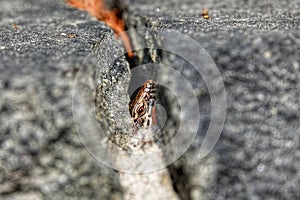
[1, 0, 299, 199]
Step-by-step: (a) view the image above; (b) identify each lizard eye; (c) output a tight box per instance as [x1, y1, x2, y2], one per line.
[136, 104, 146, 116]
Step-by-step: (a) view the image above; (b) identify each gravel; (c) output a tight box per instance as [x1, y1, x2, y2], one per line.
[0, 0, 123, 199]
[1, 0, 300, 199]
[122, 0, 300, 199]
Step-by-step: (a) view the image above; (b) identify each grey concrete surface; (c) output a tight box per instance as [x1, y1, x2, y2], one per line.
[122, 0, 300, 199]
[1, 0, 300, 199]
[0, 0, 123, 199]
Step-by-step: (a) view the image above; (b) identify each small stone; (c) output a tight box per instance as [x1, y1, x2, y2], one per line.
[202, 8, 209, 19]
[257, 164, 266, 172]
[264, 51, 271, 59]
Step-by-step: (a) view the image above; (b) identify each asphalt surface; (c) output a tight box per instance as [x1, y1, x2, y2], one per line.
[123, 0, 300, 199]
[0, 0, 123, 199]
[1, 0, 300, 199]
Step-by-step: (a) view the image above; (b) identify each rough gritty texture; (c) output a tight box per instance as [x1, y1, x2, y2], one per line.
[93, 34, 133, 149]
[0, 0, 123, 199]
[1, 0, 300, 199]
[93, 32, 180, 200]
[1, 0, 180, 200]
[122, 0, 300, 199]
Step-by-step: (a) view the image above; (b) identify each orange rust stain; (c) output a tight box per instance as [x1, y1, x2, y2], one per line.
[67, 0, 133, 57]
[202, 8, 209, 19]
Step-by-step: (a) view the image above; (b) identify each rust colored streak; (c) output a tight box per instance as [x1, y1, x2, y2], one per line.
[67, 0, 133, 57]
[152, 105, 157, 126]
